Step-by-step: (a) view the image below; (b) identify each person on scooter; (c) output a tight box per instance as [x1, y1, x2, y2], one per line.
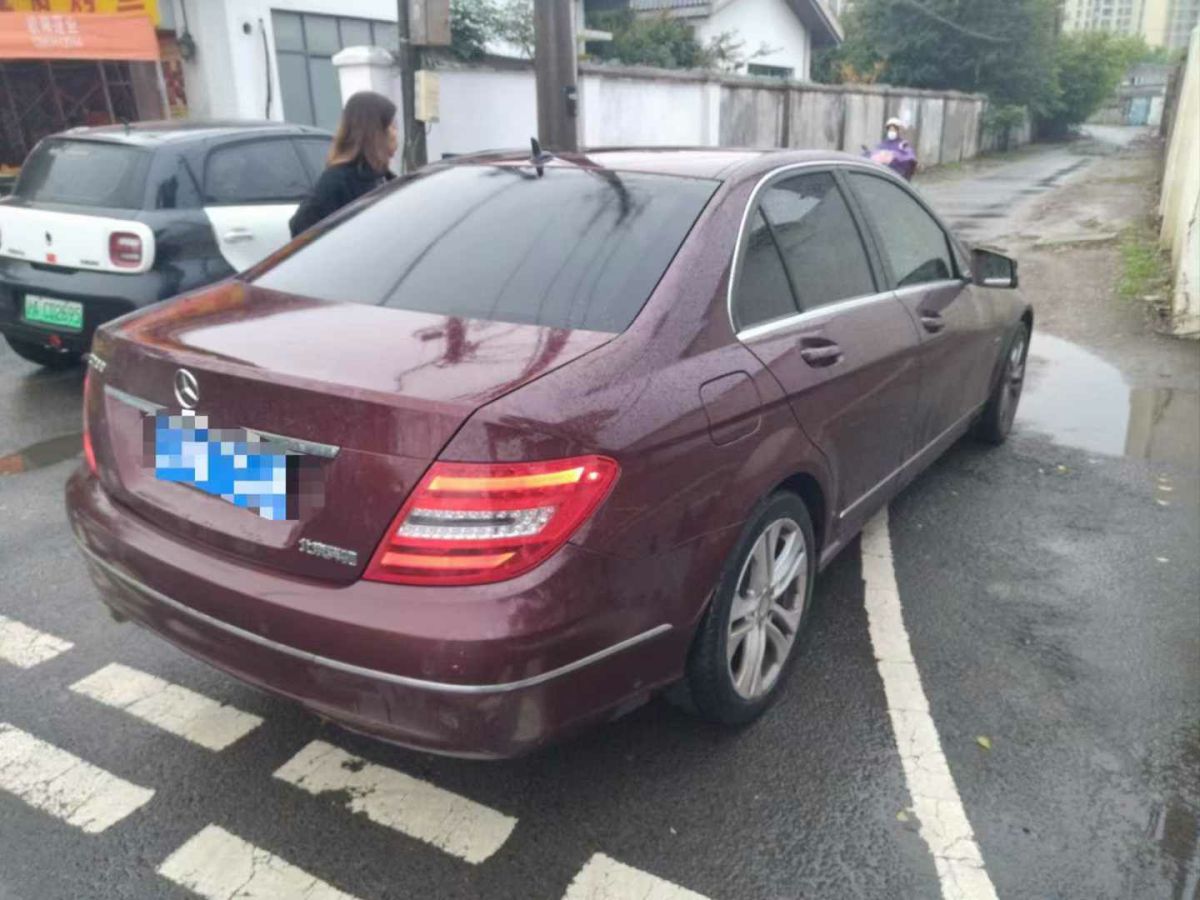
[869, 117, 918, 181]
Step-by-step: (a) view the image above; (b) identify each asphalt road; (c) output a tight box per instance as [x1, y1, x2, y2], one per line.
[1, 131, 1197, 900]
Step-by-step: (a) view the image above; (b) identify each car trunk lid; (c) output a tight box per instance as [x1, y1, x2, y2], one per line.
[88, 281, 613, 583]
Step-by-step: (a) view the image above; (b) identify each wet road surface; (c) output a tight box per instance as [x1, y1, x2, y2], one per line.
[1, 132, 1197, 899]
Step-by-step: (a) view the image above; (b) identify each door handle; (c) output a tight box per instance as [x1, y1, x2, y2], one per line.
[920, 312, 945, 334]
[799, 341, 843, 367]
[222, 229, 255, 243]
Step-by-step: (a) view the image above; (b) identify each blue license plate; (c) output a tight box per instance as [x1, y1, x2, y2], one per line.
[153, 412, 292, 521]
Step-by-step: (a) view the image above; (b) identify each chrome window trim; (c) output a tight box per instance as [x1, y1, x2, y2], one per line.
[75, 538, 672, 695]
[104, 384, 340, 458]
[735, 289, 898, 342]
[726, 158, 910, 338]
[892, 278, 969, 300]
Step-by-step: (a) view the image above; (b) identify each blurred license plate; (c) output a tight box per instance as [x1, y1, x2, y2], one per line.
[23, 294, 83, 331]
[153, 411, 293, 521]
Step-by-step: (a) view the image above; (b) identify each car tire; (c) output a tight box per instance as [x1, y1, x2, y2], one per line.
[4, 335, 82, 370]
[685, 491, 816, 726]
[975, 322, 1029, 446]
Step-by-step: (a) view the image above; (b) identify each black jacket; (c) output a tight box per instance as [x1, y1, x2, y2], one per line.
[289, 161, 394, 237]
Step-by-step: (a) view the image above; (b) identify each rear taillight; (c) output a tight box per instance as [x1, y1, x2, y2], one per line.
[108, 232, 142, 268]
[82, 368, 97, 475]
[364, 455, 619, 586]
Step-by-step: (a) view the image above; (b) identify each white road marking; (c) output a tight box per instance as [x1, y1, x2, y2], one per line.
[70, 663, 263, 751]
[563, 853, 710, 900]
[158, 824, 359, 900]
[0, 722, 153, 833]
[273, 740, 517, 864]
[0, 614, 73, 668]
[861, 510, 999, 900]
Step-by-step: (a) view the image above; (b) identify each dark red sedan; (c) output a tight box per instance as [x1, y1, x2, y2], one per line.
[67, 148, 1029, 758]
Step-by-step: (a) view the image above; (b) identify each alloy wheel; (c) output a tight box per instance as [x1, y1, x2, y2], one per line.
[726, 517, 808, 700]
[998, 332, 1027, 430]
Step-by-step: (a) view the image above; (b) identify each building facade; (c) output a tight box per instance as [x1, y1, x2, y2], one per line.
[583, 0, 842, 81]
[1061, 0, 1200, 50]
[158, 0, 399, 128]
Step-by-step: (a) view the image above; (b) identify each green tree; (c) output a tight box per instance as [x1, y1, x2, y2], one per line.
[817, 0, 1061, 115]
[449, 0, 499, 61]
[585, 10, 708, 69]
[1042, 31, 1144, 136]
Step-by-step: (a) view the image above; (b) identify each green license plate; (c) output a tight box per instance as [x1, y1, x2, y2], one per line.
[23, 295, 83, 332]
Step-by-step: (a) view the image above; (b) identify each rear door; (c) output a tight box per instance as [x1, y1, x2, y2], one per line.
[844, 171, 998, 449]
[202, 138, 312, 271]
[733, 168, 921, 517]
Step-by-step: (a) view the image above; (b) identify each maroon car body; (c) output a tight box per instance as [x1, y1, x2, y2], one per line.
[67, 148, 1030, 758]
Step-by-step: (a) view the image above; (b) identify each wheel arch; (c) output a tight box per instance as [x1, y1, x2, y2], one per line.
[774, 470, 829, 559]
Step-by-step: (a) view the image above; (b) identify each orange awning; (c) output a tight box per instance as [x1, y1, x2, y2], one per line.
[0, 11, 158, 61]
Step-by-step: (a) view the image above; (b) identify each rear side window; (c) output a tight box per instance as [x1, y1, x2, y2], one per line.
[734, 210, 797, 330]
[16, 139, 149, 209]
[252, 165, 717, 333]
[205, 140, 310, 204]
[760, 173, 876, 309]
[847, 173, 956, 288]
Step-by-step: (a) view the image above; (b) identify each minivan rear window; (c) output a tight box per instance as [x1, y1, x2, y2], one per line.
[252, 165, 717, 333]
[16, 139, 149, 209]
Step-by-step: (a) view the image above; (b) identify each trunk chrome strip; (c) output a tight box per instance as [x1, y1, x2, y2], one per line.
[74, 538, 672, 695]
[103, 385, 340, 458]
[104, 385, 163, 415]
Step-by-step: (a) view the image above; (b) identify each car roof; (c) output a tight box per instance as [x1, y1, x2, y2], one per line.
[54, 119, 331, 148]
[442, 146, 871, 182]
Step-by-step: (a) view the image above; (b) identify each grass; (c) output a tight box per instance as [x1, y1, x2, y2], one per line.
[1117, 218, 1172, 306]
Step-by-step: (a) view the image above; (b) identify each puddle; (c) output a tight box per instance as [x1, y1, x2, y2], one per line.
[1149, 799, 1200, 900]
[0, 432, 82, 475]
[1016, 334, 1200, 464]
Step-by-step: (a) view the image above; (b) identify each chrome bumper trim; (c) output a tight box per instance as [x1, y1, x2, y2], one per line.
[74, 538, 671, 695]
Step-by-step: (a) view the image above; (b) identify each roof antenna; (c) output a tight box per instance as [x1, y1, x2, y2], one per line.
[530, 137, 553, 177]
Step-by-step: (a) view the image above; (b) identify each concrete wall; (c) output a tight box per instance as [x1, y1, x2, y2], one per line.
[1159, 26, 1200, 337]
[335, 55, 1021, 169]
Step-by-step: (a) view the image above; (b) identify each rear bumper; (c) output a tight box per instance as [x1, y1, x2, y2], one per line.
[66, 469, 688, 758]
[0, 259, 174, 352]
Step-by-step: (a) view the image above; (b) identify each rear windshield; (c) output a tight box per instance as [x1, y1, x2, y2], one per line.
[16, 139, 149, 209]
[252, 164, 717, 333]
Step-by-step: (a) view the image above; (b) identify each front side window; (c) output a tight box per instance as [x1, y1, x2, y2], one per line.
[759, 172, 876, 310]
[252, 165, 717, 333]
[847, 173, 956, 288]
[204, 140, 310, 205]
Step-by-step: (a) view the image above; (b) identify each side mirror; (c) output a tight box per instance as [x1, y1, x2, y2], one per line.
[971, 247, 1018, 289]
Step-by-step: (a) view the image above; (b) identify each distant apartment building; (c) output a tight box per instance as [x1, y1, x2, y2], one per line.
[1061, 0, 1200, 50]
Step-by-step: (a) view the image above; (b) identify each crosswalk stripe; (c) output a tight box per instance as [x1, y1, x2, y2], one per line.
[563, 853, 711, 900]
[0, 614, 73, 668]
[0, 722, 153, 833]
[70, 663, 263, 752]
[273, 740, 517, 864]
[158, 824, 359, 900]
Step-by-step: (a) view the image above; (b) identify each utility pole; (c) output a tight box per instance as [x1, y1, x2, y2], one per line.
[396, 1, 427, 171]
[533, 0, 579, 151]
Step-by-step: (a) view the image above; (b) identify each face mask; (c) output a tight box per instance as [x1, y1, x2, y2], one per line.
[886, 128, 899, 141]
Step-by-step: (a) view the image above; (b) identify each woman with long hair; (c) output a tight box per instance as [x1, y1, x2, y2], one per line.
[289, 90, 399, 236]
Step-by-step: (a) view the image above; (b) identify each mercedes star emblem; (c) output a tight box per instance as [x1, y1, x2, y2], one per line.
[174, 368, 199, 409]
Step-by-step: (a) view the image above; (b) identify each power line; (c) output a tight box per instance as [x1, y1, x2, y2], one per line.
[889, 0, 1012, 44]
